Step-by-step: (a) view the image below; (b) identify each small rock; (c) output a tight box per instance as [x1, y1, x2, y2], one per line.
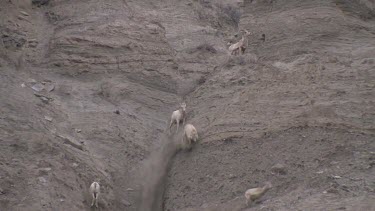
[20, 11, 29, 16]
[59, 199, 64, 202]
[17, 15, 28, 21]
[349, 177, 361, 181]
[228, 174, 236, 179]
[0, 188, 4, 194]
[34, 93, 52, 103]
[72, 163, 79, 168]
[76, 129, 81, 133]
[114, 110, 120, 115]
[39, 167, 52, 172]
[28, 40, 38, 48]
[31, 83, 44, 92]
[46, 84, 55, 92]
[40, 97, 49, 103]
[331, 175, 342, 179]
[21, 83, 26, 88]
[122, 199, 131, 206]
[126, 188, 134, 191]
[271, 163, 287, 175]
[27, 78, 37, 84]
[44, 116, 53, 121]
[38, 177, 47, 183]
[316, 170, 324, 174]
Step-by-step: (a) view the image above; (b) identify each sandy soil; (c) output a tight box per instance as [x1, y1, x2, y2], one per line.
[0, 0, 374, 210]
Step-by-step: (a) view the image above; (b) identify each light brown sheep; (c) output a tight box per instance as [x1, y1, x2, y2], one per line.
[169, 103, 187, 134]
[228, 29, 251, 55]
[89, 181, 100, 208]
[245, 182, 272, 207]
[182, 123, 198, 149]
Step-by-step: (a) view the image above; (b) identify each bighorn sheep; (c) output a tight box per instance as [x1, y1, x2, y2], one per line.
[169, 103, 186, 134]
[245, 182, 272, 207]
[89, 181, 100, 208]
[227, 41, 241, 55]
[182, 123, 198, 149]
[228, 29, 251, 55]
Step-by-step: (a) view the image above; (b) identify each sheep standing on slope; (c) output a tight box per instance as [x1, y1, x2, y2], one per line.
[182, 124, 198, 149]
[89, 181, 100, 208]
[169, 103, 187, 134]
[245, 182, 272, 207]
[228, 29, 251, 55]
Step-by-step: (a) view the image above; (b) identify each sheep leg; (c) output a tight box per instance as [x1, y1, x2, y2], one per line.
[95, 193, 99, 208]
[91, 193, 95, 207]
[169, 119, 174, 134]
[242, 47, 246, 54]
[176, 121, 179, 134]
[246, 198, 252, 207]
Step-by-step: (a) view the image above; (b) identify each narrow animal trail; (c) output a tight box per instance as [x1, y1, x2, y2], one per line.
[133, 135, 179, 211]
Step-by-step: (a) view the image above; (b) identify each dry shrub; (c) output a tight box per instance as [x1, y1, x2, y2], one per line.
[196, 43, 217, 54]
[216, 3, 241, 26]
[224, 53, 258, 68]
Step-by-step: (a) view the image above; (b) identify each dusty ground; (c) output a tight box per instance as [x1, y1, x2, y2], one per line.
[0, 0, 374, 210]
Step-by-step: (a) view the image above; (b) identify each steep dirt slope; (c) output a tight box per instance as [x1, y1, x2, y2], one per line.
[0, 0, 374, 211]
[163, 0, 375, 210]
[1, 0, 181, 210]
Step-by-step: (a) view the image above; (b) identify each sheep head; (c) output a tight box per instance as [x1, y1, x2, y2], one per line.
[239, 29, 251, 38]
[180, 102, 187, 112]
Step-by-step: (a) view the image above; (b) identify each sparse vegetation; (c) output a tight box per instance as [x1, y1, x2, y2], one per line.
[334, 0, 375, 20]
[198, 0, 213, 8]
[196, 43, 217, 53]
[197, 75, 207, 85]
[194, 1, 241, 28]
[32, 0, 50, 7]
[217, 3, 241, 27]
[225, 56, 246, 68]
[185, 43, 217, 54]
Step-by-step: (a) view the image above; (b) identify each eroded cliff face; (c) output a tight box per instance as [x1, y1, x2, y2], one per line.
[0, 0, 374, 210]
